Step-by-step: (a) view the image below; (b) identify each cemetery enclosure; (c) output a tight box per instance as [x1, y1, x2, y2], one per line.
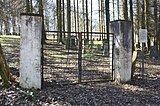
[0, 35, 160, 106]
[43, 32, 114, 85]
[0, 35, 160, 84]
[0, 32, 114, 86]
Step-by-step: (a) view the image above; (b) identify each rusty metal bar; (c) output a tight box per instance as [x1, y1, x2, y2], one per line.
[78, 33, 82, 83]
[45, 31, 114, 35]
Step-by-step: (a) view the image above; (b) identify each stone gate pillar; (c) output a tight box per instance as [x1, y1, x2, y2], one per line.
[20, 13, 42, 89]
[110, 20, 132, 83]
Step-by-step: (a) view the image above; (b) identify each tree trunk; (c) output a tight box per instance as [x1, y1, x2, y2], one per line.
[4, 16, 9, 34]
[66, 0, 71, 49]
[159, 5, 160, 51]
[56, 0, 59, 32]
[130, 0, 134, 52]
[123, 0, 128, 20]
[141, 0, 146, 29]
[90, 0, 92, 41]
[30, 0, 33, 13]
[112, 0, 115, 20]
[154, 0, 158, 52]
[105, 0, 109, 56]
[86, 0, 89, 42]
[12, 16, 16, 34]
[77, 0, 79, 32]
[74, 0, 77, 33]
[58, 0, 62, 43]
[0, 20, 2, 34]
[105, 0, 109, 39]
[117, 0, 120, 20]
[26, 0, 30, 12]
[146, 0, 150, 50]
[82, 0, 85, 37]
[39, 0, 46, 44]
[0, 43, 10, 87]
[101, 0, 104, 39]
[136, 0, 140, 47]
[98, 0, 101, 33]
[62, 0, 65, 38]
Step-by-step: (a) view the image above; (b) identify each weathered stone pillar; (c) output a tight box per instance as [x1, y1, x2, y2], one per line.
[20, 13, 42, 89]
[110, 20, 132, 83]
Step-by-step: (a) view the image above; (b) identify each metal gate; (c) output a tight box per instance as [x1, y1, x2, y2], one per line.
[43, 31, 114, 85]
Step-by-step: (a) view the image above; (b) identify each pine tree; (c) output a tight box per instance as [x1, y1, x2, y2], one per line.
[123, 0, 128, 20]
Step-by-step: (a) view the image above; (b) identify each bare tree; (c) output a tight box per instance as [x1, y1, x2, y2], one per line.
[66, 0, 71, 49]
[62, 0, 65, 37]
[112, 0, 115, 20]
[90, 0, 93, 40]
[117, 0, 120, 19]
[74, 0, 77, 33]
[77, 0, 79, 32]
[154, 0, 158, 51]
[130, 0, 134, 51]
[123, 0, 128, 20]
[86, 0, 89, 42]
[39, 0, 46, 43]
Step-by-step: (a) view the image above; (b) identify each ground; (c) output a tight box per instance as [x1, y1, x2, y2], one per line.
[0, 35, 160, 106]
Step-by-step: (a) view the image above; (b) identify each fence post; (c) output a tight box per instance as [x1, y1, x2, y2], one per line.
[20, 13, 42, 89]
[78, 33, 82, 83]
[110, 20, 132, 83]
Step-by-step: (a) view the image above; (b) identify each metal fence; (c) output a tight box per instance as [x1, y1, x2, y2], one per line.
[43, 31, 114, 85]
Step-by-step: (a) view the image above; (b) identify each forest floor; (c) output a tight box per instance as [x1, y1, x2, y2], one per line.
[0, 35, 160, 106]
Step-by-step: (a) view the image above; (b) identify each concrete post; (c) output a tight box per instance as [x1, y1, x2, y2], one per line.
[110, 20, 132, 83]
[20, 13, 42, 89]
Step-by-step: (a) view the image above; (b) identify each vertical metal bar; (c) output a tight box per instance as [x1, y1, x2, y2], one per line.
[142, 43, 145, 80]
[112, 34, 115, 81]
[41, 31, 44, 87]
[78, 33, 82, 83]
